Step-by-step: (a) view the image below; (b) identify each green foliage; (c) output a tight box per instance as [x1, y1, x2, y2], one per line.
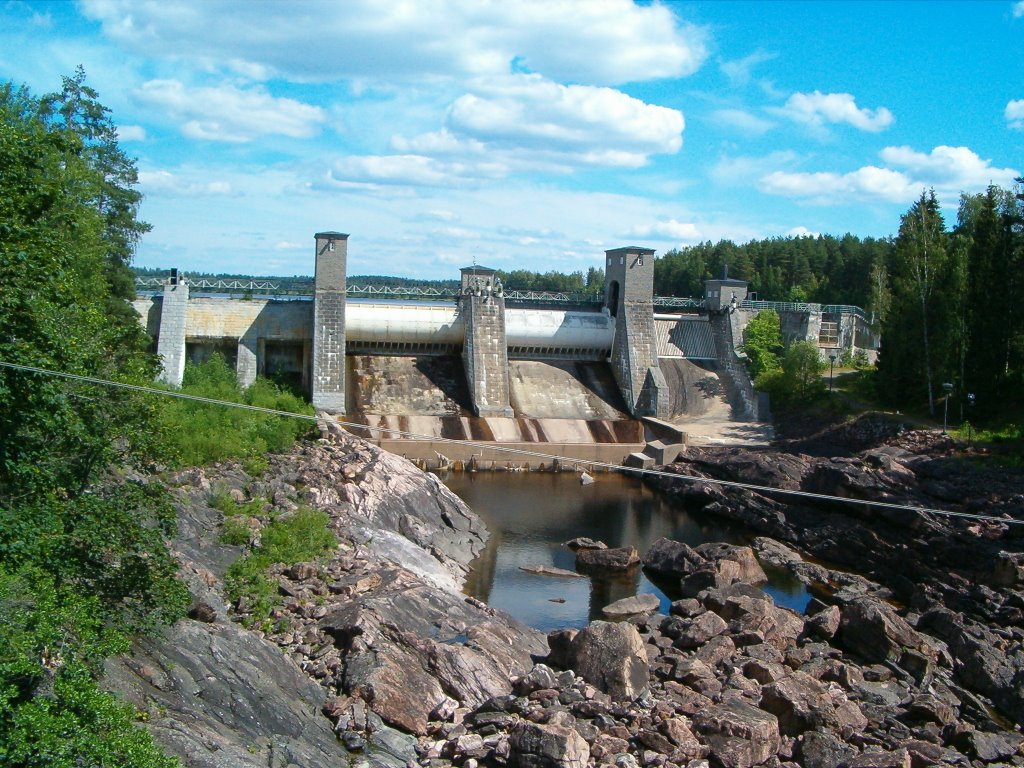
[220, 518, 253, 546]
[0, 73, 180, 765]
[743, 310, 783, 378]
[225, 508, 335, 622]
[0, 568, 178, 768]
[756, 340, 827, 408]
[158, 355, 313, 467]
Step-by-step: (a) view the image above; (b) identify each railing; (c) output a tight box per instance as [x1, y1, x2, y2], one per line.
[134, 277, 868, 319]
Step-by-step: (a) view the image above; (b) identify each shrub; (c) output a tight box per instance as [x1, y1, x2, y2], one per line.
[743, 310, 783, 378]
[224, 508, 335, 623]
[158, 356, 314, 467]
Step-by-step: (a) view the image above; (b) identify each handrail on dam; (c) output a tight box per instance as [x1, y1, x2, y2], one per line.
[133, 277, 868, 320]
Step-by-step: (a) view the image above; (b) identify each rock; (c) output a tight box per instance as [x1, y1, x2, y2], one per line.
[546, 629, 578, 670]
[577, 546, 641, 570]
[965, 729, 1023, 762]
[103, 620, 384, 768]
[520, 564, 584, 578]
[565, 537, 607, 551]
[569, 621, 648, 702]
[843, 749, 910, 768]
[694, 543, 767, 585]
[804, 601, 841, 640]
[759, 671, 845, 736]
[509, 721, 590, 768]
[642, 538, 706, 577]
[838, 597, 935, 665]
[602, 593, 661, 617]
[797, 730, 858, 768]
[715, 593, 804, 651]
[692, 700, 780, 768]
[664, 611, 728, 649]
[517, 664, 559, 695]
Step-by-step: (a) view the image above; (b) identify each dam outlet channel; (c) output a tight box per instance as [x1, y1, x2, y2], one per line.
[447, 471, 810, 632]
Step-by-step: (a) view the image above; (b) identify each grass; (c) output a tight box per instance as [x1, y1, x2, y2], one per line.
[224, 507, 336, 624]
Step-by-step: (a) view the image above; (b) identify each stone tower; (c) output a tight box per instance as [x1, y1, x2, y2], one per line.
[604, 246, 667, 418]
[312, 231, 348, 412]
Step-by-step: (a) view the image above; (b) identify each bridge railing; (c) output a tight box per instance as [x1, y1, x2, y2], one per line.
[134, 278, 868, 319]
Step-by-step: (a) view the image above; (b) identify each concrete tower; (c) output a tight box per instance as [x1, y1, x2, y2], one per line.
[604, 246, 667, 418]
[312, 232, 348, 412]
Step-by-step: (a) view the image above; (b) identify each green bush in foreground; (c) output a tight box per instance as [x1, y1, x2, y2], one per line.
[158, 356, 314, 468]
[225, 508, 336, 624]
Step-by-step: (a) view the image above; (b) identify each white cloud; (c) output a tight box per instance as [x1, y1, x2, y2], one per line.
[274, 241, 304, 250]
[709, 108, 774, 135]
[81, 0, 707, 86]
[116, 124, 146, 141]
[138, 169, 234, 196]
[880, 145, 1019, 188]
[1006, 99, 1024, 129]
[786, 226, 820, 238]
[133, 79, 326, 142]
[719, 50, 775, 87]
[387, 73, 684, 178]
[627, 219, 701, 241]
[710, 151, 799, 185]
[779, 90, 894, 132]
[1015, 1, 1024, 18]
[759, 145, 1019, 205]
[760, 167, 915, 204]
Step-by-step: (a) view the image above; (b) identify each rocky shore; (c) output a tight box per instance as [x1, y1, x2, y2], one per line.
[106, 415, 1023, 768]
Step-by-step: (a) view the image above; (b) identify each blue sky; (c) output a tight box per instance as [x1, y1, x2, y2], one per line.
[2, 0, 1021, 279]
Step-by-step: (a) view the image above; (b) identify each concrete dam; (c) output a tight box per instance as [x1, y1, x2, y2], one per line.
[134, 232, 877, 465]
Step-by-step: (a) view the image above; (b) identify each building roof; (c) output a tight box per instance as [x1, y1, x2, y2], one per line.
[315, 231, 349, 239]
[460, 265, 498, 274]
[605, 246, 656, 256]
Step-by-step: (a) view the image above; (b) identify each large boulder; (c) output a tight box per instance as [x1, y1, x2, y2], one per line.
[568, 621, 648, 701]
[509, 721, 590, 768]
[838, 597, 935, 665]
[695, 542, 768, 585]
[642, 537, 705, 576]
[576, 545, 640, 570]
[693, 700, 780, 768]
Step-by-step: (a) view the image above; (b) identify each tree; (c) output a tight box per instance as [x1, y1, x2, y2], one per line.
[743, 310, 783, 378]
[878, 191, 952, 414]
[781, 341, 827, 401]
[0, 74, 184, 767]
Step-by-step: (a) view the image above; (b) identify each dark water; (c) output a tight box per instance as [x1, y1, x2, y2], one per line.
[445, 471, 810, 632]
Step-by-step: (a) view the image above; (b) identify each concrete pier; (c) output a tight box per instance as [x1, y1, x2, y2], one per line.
[312, 232, 348, 412]
[156, 276, 189, 386]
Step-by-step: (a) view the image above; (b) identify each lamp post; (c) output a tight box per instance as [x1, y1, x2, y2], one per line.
[942, 382, 953, 435]
[967, 392, 975, 447]
[829, 354, 837, 393]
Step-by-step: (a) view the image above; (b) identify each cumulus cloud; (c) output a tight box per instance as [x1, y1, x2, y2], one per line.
[390, 73, 683, 175]
[133, 79, 327, 142]
[81, 0, 707, 86]
[1007, 99, 1024, 129]
[779, 91, 894, 132]
[759, 145, 1019, 204]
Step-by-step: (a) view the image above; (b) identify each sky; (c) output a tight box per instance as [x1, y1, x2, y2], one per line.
[1, 1, 1022, 280]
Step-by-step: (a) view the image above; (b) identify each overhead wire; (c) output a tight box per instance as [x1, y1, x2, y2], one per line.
[1, 359, 1019, 526]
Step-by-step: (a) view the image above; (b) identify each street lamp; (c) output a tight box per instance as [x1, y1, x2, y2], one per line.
[967, 393, 976, 447]
[829, 354, 837, 393]
[941, 382, 953, 434]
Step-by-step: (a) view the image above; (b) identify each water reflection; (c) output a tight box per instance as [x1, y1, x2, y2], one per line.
[445, 472, 810, 632]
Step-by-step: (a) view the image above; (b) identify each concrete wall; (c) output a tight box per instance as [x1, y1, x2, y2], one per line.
[155, 281, 189, 386]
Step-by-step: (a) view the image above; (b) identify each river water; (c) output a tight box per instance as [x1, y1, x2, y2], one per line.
[445, 471, 810, 632]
